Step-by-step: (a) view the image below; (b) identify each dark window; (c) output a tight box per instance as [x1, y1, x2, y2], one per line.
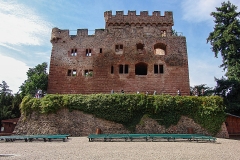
[86, 49, 91, 56]
[100, 48, 102, 53]
[119, 64, 128, 74]
[111, 66, 114, 74]
[119, 64, 123, 74]
[124, 65, 128, 74]
[84, 69, 93, 77]
[115, 44, 123, 52]
[154, 64, 164, 74]
[154, 64, 158, 74]
[68, 70, 72, 76]
[68, 69, 77, 76]
[135, 62, 147, 75]
[71, 49, 77, 56]
[160, 65, 164, 73]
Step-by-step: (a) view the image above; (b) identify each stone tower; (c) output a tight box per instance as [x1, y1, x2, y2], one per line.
[48, 11, 190, 95]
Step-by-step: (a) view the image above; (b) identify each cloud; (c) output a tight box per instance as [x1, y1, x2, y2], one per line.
[0, 55, 29, 93]
[181, 0, 240, 23]
[0, 1, 52, 46]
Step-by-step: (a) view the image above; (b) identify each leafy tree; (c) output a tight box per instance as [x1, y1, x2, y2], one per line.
[19, 62, 48, 98]
[207, 1, 240, 81]
[214, 77, 240, 115]
[0, 81, 15, 127]
[190, 84, 214, 96]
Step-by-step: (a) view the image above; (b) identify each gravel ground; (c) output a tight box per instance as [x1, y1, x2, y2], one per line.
[0, 137, 240, 160]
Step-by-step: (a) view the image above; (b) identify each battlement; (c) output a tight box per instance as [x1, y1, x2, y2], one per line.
[104, 10, 173, 27]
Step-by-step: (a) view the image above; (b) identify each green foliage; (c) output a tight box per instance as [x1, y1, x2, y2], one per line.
[19, 62, 48, 98]
[190, 84, 215, 96]
[20, 94, 226, 135]
[207, 1, 240, 81]
[215, 77, 240, 115]
[0, 81, 21, 126]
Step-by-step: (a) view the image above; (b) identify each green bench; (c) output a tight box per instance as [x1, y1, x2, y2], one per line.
[87, 133, 216, 142]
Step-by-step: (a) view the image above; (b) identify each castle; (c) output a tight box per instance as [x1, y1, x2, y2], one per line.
[48, 11, 190, 95]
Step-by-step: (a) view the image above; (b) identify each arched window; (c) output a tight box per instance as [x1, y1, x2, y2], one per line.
[154, 43, 166, 55]
[135, 62, 148, 75]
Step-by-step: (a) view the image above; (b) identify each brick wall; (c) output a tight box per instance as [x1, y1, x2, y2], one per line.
[48, 11, 190, 95]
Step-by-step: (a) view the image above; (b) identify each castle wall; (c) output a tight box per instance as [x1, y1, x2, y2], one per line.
[13, 109, 229, 138]
[48, 11, 190, 95]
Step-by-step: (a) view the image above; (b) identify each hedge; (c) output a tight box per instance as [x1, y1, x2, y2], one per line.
[20, 94, 226, 135]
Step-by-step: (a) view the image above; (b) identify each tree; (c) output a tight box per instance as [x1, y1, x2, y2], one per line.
[190, 84, 214, 96]
[207, 1, 240, 81]
[19, 62, 48, 98]
[214, 77, 240, 115]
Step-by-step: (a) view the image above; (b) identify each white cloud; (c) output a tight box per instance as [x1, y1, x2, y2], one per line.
[189, 57, 225, 87]
[181, 0, 240, 23]
[0, 55, 29, 94]
[0, 1, 52, 46]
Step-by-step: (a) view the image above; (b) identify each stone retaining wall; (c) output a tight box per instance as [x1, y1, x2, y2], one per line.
[14, 109, 229, 138]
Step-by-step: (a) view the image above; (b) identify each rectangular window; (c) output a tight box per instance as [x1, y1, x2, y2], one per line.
[119, 65, 123, 74]
[84, 69, 93, 77]
[100, 48, 102, 53]
[115, 44, 123, 52]
[119, 64, 128, 74]
[154, 64, 158, 74]
[111, 66, 114, 74]
[124, 65, 128, 74]
[86, 49, 91, 56]
[71, 49, 77, 56]
[67, 69, 77, 76]
[159, 65, 164, 73]
[154, 64, 164, 74]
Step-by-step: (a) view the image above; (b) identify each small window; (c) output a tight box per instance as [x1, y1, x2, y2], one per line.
[86, 49, 92, 56]
[71, 49, 77, 56]
[154, 43, 166, 55]
[67, 69, 77, 76]
[84, 69, 93, 77]
[119, 64, 128, 74]
[72, 70, 77, 76]
[115, 44, 123, 52]
[161, 30, 166, 37]
[100, 48, 102, 53]
[136, 43, 144, 54]
[111, 66, 114, 74]
[119, 65, 123, 74]
[154, 64, 164, 74]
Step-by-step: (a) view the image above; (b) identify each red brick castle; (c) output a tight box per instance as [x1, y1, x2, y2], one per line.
[48, 11, 190, 95]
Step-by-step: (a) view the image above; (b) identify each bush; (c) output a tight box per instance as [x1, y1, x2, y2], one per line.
[20, 94, 226, 135]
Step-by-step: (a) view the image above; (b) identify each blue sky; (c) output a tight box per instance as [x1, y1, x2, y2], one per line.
[0, 0, 239, 93]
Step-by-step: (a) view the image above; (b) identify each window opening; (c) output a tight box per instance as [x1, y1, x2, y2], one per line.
[111, 66, 114, 74]
[161, 30, 166, 37]
[115, 44, 123, 52]
[68, 69, 77, 76]
[100, 48, 102, 53]
[119, 64, 128, 74]
[154, 43, 166, 55]
[136, 43, 144, 54]
[135, 62, 147, 75]
[84, 69, 93, 77]
[86, 49, 92, 56]
[71, 49, 77, 56]
[119, 64, 123, 74]
[154, 64, 164, 74]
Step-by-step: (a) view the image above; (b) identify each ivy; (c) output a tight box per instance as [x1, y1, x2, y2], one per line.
[20, 94, 226, 135]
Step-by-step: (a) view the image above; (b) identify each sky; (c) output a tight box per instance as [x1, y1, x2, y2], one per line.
[0, 0, 240, 94]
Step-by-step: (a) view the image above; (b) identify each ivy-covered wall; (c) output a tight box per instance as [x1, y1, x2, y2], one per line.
[20, 94, 226, 135]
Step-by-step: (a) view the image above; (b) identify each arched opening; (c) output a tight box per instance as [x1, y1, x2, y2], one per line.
[154, 43, 166, 55]
[135, 62, 148, 75]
